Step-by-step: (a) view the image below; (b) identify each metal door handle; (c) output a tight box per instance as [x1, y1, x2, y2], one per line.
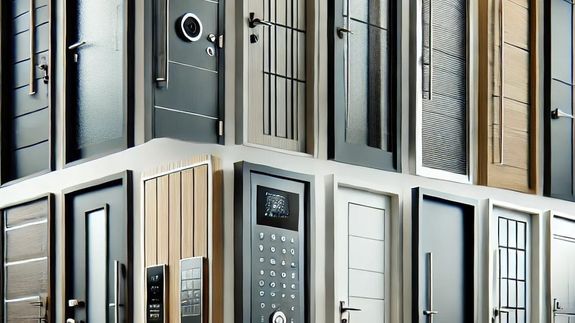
[29, 0, 36, 95]
[339, 301, 361, 314]
[68, 299, 85, 308]
[154, 0, 168, 83]
[423, 253, 438, 322]
[66, 319, 76, 323]
[337, 27, 354, 39]
[37, 63, 49, 84]
[551, 108, 575, 120]
[68, 41, 87, 50]
[494, 308, 510, 317]
[249, 12, 273, 28]
[109, 261, 124, 323]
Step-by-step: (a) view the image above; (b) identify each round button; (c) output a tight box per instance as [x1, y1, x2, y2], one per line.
[290, 294, 296, 300]
[260, 303, 266, 309]
[258, 280, 265, 287]
[290, 262, 296, 268]
[281, 293, 286, 298]
[271, 304, 277, 309]
[270, 292, 276, 297]
[291, 273, 296, 279]
[281, 260, 286, 266]
[259, 257, 265, 263]
[290, 238, 295, 244]
[259, 245, 264, 252]
[270, 270, 276, 277]
[281, 272, 287, 278]
[270, 282, 276, 288]
[282, 248, 287, 254]
[290, 249, 295, 255]
[281, 236, 286, 242]
[270, 258, 277, 265]
[259, 291, 265, 296]
[271, 311, 286, 323]
[259, 232, 265, 240]
[282, 283, 287, 289]
[291, 284, 296, 289]
[260, 270, 265, 275]
[271, 234, 277, 241]
[290, 306, 295, 311]
[271, 247, 276, 253]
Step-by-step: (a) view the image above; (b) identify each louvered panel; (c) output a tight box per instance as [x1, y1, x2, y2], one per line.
[13, 7, 49, 34]
[422, 109, 467, 174]
[6, 222, 48, 262]
[422, 94, 466, 120]
[429, 66, 466, 99]
[5, 260, 48, 300]
[5, 200, 48, 227]
[12, 0, 49, 17]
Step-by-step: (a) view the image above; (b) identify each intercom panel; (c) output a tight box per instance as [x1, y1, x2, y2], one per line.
[180, 257, 206, 323]
[146, 264, 167, 323]
[234, 162, 313, 323]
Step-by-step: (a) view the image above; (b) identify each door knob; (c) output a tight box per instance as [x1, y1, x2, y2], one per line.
[68, 299, 85, 308]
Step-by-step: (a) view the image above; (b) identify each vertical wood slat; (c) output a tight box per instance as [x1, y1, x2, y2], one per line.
[181, 168, 195, 258]
[157, 175, 170, 265]
[144, 179, 158, 266]
[169, 173, 182, 323]
[194, 165, 208, 257]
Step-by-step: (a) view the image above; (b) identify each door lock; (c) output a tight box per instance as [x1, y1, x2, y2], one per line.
[250, 34, 259, 43]
[68, 299, 85, 308]
[37, 64, 49, 84]
[340, 301, 361, 323]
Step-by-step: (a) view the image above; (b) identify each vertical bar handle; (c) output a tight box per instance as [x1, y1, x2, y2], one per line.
[423, 253, 438, 322]
[154, 0, 168, 84]
[498, 0, 505, 164]
[109, 260, 124, 323]
[428, 0, 433, 100]
[29, 0, 36, 95]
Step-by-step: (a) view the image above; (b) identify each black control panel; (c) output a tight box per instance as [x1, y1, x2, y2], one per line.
[180, 257, 206, 323]
[147, 264, 167, 323]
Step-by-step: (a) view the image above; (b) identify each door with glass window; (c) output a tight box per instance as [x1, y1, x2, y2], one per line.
[551, 216, 575, 322]
[64, 173, 132, 323]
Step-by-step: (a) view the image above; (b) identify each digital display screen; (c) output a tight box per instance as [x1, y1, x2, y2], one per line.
[257, 186, 299, 231]
[263, 191, 290, 218]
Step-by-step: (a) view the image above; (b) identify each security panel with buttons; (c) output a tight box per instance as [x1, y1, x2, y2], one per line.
[146, 264, 167, 323]
[180, 257, 207, 323]
[234, 162, 313, 323]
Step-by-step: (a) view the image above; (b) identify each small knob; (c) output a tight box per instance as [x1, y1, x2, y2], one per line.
[271, 311, 286, 323]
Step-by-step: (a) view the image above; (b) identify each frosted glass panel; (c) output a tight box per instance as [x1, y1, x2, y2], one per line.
[87, 209, 108, 322]
[76, 0, 124, 149]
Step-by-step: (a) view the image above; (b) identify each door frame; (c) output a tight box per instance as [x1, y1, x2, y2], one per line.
[0, 0, 56, 185]
[62, 0, 134, 166]
[325, 175, 402, 323]
[62, 171, 133, 323]
[410, 187, 478, 323]
[0, 193, 55, 323]
[486, 200, 543, 323]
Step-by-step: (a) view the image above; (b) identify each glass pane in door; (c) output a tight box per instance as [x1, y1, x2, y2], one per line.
[87, 208, 108, 322]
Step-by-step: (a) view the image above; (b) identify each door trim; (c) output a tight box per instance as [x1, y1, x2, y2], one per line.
[487, 200, 543, 323]
[411, 188, 478, 323]
[61, 171, 133, 323]
[0, 193, 55, 323]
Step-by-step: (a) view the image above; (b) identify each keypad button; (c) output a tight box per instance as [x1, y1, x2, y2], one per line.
[290, 249, 295, 255]
[258, 280, 265, 287]
[290, 238, 295, 244]
[281, 260, 286, 266]
[282, 248, 287, 254]
[282, 283, 287, 289]
[260, 270, 265, 276]
[271, 234, 277, 241]
[259, 245, 264, 252]
[281, 272, 287, 278]
[270, 282, 276, 288]
[290, 262, 296, 268]
[270, 292, 276, 297]
[271, 304, 277, 309]
[291, 284, 296, 289]
[291, 273, 296, 279]
[290, 294, 296, 300]
[259, 257, 265, 263]
[260, 303, 266, 309]
[270, 246, 276, 253]
[281, 236, 286, 242]
[270, 270, 276, 277]
[281, 293, 286, 298]
[270, 258, 277, 265]
[291, 306, 295, 311]
[259, 232, 265, 240]
[259, 291, 265, 297]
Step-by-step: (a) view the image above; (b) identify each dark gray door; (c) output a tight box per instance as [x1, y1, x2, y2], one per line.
[412, 188, 475, 323]
[552, 216, 575, 322]
[329, 0, 399, 171]
[152, 0, 224, 143]
[1, 0, 52, 183]
[544, 0, 575, 201]
[65, 0, 132, 163]
[64, 173, 132, 323]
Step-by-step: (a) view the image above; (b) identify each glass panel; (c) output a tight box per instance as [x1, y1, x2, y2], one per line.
[75, 0, 124, 149]
[517, 309, 526, 323]
[517, 281, 525, 308]
[508, 310, 517, 323]
[517, 222, 526, 250]
[508, 220, 517, 248]
[508, 249, 517, 279]
[499, 218, 508, 247]
[517, 251, 525, 280]
[500, 278, 508, 307]
[508, 279, 517, 308]
[87, 209, 108, 322]
[500, 249, 508, 278]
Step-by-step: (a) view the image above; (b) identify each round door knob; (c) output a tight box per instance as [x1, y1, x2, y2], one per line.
[270, 310, 286, 323]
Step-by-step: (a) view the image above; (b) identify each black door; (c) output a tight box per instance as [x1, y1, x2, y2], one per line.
[65, 0, 132, 163]
[412, 188, 475, 322]
[64, 173, 132, 323]
[544, 0, 575, 201]
[152, 0, 224, 143]
[0, 0, 53, 183]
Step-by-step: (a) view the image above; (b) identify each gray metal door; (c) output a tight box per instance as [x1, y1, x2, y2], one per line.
[1, 0, 52, 183]
[552, 216, 575, 322]
[544, 0, 575, 201]
[153, 0, 223, 144]
[412, 188, 475, 323]
[64, 173, 132, 323]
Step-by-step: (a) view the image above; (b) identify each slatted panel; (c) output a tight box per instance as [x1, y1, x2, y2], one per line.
[194, 165, 208, 257]
[421, 0, 468, 175]
[169, 173, 181, 323]
[145, 179, 158, 266]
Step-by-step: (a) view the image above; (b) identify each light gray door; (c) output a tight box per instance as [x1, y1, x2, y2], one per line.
[551, 216, 575, 323]
[413, 189, 475, 323]
[153, 0, 223, 143]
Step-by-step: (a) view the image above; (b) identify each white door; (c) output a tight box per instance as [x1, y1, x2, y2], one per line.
[551, 216, 575, 323]
[335, 187, 390, 323]
[491, 205, 532, 323]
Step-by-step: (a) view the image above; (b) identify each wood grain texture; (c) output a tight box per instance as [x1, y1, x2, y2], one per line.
[5, 200, 48, 227]
[168, 173, 181, 323]
[181, 168, 195, 258]
[194, 165, 208, 257]
[145, 179, 157, 266]
[157, 175, 170, 265]
[211, 157, 224, 323]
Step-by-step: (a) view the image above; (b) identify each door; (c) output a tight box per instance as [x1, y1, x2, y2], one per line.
[152, 0, 224, 144]
[544, 0, 575, 201]
[551, 216, 575, 322]
[412, 188, 475, 322]
[491, 206, 532, 323]
[0, 0, 53, 183]
[65, 0, 132, 163]
[64, 173, 132, 323]
[329, 0, 399, 171]
[335, 187, 391, 323]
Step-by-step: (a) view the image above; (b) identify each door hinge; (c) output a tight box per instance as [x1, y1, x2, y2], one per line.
[218, 35, 224, 49]
[218, 120, 224, 136]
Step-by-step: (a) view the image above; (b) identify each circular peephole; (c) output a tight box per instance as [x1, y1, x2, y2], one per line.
[176, 13, 203, 42]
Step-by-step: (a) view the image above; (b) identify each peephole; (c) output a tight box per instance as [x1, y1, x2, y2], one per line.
[176, 13, 203, 42]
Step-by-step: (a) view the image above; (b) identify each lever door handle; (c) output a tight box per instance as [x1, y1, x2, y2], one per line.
[337, 27, 354, 39]
[552, 108, 575, 120]
[249, 12, 272, 28]
[423, 310, 438, 315]
[68, 41, 87, 50]
[494, 308, 510, 317]
[340, 301, 362, 314]
[68, 299, 85, 308]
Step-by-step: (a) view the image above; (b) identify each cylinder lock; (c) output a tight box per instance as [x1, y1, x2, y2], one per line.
[176, 13, 203, 42]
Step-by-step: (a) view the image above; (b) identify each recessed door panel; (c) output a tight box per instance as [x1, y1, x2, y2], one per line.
[152, 0, 224, 144]
[412, 189, 475, 323]
[551, 216, 575, 322]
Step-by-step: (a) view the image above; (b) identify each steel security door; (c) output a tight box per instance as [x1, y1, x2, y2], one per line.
[335, 187, 391, 323]
[412, 188, 475, 323]
[551, 216, 575, 322]
[544, 0, 575, 201]
[329, 0, 398, 171]
[0, 0, 52, 183]
[153, 0, 223, 143]
[64, 173, 132, 323]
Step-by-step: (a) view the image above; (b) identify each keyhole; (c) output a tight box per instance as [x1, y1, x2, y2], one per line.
[206, 47, 215, 57]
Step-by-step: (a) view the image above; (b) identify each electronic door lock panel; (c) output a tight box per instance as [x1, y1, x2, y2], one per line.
[235, 162, 312, 323]
[180, 257, 206, 323]
[147, 264, 167, 323]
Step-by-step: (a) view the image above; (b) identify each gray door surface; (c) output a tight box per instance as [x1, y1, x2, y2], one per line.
[552, 216, 575, 322]
[153, 0, 223, 144]
[1, 0, 52, 183]
[64, 173, 132, 323]
[412, 188, 475, 323]
[544, 0, 575, 201]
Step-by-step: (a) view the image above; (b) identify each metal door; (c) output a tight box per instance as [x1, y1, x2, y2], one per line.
[551, 216, 575, 322]
[152, 0, 224, 143]
[64, 173, 132, 323]
[0, 0, 52, 183]
[65, 0, 131, 163]
[412, 188, 475, 323]
[544, 0, 575, 201]
[335, 187, 391, 323]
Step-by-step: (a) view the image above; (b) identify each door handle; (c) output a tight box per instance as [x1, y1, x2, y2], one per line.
[340, 301, 361, 323]
[249, 12, 273, 28]
[423, 253, 438, 322]
[421, 0, 433, 100]
[551, 108, 575, 120]
[29, 0, 36, 95]
[37, 63, 49, 84]
[336, 27, 354, 39]
[109, 260, 124, 323]
[493, 307, 510, 317]
[68, 41, 87, 51]
[68, 299, 85, 308]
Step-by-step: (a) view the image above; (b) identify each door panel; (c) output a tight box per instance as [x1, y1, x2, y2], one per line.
[551, 216, 575, 322]
[336, 187, 390, 323]
[64, 173, 132, 323]
[152, 0, 224, 144]
[412, 189, 475, 323]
